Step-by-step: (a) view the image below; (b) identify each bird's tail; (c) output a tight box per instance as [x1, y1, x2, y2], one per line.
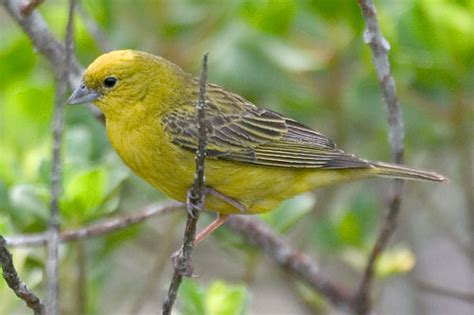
[372, 161, 447, 182]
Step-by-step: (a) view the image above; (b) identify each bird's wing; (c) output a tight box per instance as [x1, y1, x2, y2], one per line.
[162, 83, 370, 169]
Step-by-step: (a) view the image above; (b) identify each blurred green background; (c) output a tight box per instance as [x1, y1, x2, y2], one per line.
[0, 0, 472, 314]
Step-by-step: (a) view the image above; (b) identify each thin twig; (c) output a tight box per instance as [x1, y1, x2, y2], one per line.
[162, 53, 209, 315]
[3, 0, 82, 86]
[354, 1, 405, 314]
[226, 216, 354, 309]
[19, 0, 44, 16]
[77, 2, 112, 52]
[2, 0, 104, 121]
[0, 236, 45, 315]
[46, 2, 76, 314]
[5, 202, 180, 247]
[413, 278, 474, 304]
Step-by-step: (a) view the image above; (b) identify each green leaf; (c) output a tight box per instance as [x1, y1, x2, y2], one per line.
[205, 280, 248, 315]
[342, 246, 416, 277]
[259, 193, 315, 234]
[64, 127, 93, 166]
[180, 279, 205, 315]
[376, 247, 416, 278]
[61, 168, 107, 222]
[239, 0, 295, 35]
[336, 211, 361, 247]
[8, 184, 49, 223]
[0, 37, 36, 90]
[2, 82, 53, 154]
[311, 217, 341, 252]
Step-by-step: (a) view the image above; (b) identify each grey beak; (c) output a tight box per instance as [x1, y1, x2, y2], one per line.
[67, 82, 100, 105]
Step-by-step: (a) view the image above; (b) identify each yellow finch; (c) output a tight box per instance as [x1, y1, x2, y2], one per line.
[68, 50, 445, 242]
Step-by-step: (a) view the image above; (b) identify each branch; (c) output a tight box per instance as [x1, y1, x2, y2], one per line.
[3, 0, 82, 84]
[2, 0, 104, 121]
[0, 236, 45, 315]
[355, 1, 405, 314]
[45, 2, 76, 313]
[19, 0, 44, 16]
[77, 2, 112, 52]
[413, 278, 474, 304]
[162, 53, 209, 315]
[226, 216, 354, 309]
[5, 202, 180, 247]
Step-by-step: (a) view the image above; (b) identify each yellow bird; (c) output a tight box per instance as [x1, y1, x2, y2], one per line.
[68, 50, 446, 243]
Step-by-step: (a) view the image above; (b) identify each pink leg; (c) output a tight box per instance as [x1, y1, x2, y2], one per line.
[193, 214, 230, 246]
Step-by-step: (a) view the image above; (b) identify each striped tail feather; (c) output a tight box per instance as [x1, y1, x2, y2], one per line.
[372, 161, 447, 182]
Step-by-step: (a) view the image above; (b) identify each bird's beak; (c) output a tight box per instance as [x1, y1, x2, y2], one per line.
[67, 82, 100, 105]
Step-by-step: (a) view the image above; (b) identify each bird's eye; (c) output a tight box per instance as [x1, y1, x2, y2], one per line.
[103, 77, 117, 88]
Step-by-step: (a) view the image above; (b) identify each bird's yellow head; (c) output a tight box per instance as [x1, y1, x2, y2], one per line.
[68, 50, 190, 119]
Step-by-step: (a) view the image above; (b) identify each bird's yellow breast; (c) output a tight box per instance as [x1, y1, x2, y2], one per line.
[105, 111, 372, 215]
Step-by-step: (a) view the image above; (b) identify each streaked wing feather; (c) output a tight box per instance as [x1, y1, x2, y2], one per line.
[162, 82, 371, 170]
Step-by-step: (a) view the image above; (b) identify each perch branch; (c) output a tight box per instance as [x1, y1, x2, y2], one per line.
[355, 1, 405, 314]
[162, 53, 209, 315]
[0, 236, 45, 315]
[5, 202, 180, 247]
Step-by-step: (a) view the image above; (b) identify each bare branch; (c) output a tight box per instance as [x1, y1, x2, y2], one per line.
[414, 278, 474, 304]
[226, 215, 354, 309]
[3, 0, 82, 85]
[2, 0, 104, 121]
[162, 53, 209, 315]
[0, 236, 45, 315]
[355, 1, 405, 314]
[45, 2, 76, 313]
[77, 2, 112, 52]
[20, 0, 44, 16]
[5, 202, 180, 247]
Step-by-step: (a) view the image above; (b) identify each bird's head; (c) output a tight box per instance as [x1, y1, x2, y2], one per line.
[68, 50, 189, 119]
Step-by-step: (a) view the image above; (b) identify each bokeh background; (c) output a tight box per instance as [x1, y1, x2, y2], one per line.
[1, 0, 473, 314]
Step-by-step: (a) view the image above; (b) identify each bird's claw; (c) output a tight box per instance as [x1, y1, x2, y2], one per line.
[186, 189, 204, 218]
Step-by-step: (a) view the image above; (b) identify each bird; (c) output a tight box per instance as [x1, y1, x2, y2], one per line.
[67, 50, 446, 244]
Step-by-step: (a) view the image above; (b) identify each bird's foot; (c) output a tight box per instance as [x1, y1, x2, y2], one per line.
[185, 188, 204, 218]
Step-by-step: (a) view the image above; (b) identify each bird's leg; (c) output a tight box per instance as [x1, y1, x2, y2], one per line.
[204, 186, 247, 213]
[172, 188, 245, 275]
[193, 214, 230, 246]
[191, 187, 246, 244]
[171, 214, 230, 276]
